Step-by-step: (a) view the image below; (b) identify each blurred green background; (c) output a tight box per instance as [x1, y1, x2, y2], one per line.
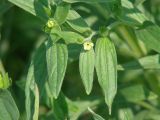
[1, 0, 160, 119]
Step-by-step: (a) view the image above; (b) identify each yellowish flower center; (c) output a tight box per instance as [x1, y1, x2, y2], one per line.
[46, 20, 55, 28]
[83, 41, 94, 51]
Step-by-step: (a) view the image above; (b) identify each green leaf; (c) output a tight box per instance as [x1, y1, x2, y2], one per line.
[63, 0, 116, 3]
[145, 71, 160, 96]
[25, 43, 48, 120]
[33, 84, 39, 120]
[45, 92, 99, 120]
[134, 0, 146, 6]
[95, 37, 117, 114]
[25, 63, 35, 120]
[0, 0, 13, 16]
[118, 54, 160, 70]
[136, 24, 160, 53]
[118, 108, 134, 120]
[67, 10, 91, 36]
[51, 30, 84, 44]
[46, 39, 68, 98]
[118, 0, 148, 26]
[0, 73, 11, 89]
[52, 93, 69, 120]
[67, 99, 100, 120]
[68, 44, 81, 61]
[79, 48, 95, 94]
[54, 2, 70, 25]
[119, 84, 157, 103]
[8, 0, 49, 21]
[88, 108, 105, 120]
[135, 110, 160, 120]
[0, 90, 19, 120]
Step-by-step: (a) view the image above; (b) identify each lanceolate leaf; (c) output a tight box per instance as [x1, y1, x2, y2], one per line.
[79, 48, 95, 94]
[95, 37, 117, 114]
[25, 62, 35, 120]
[88, 108, 105, 120]
[134, 110, 160, 120]
[67, 99, 100, 120]
[67, 10, 91, 36]
[119, 84, 157, 103]
[54, 2, 70, 25]
[118, 54, 160, 70]
[46, 39, 68, 98]
[118, 108, 134, 120]
[8, 0, 49, 21]
[52, 93, 69, 120]
[51, 30, 84, 44]
[136, 24, 160, 53]
[0, 90, 19, 120]
[25, 44, 47, 120]
[134, 0, 146, 6]
[118, 0, 148, 26]
[63, 0, 116, 3]
[33, 84, 39, 120]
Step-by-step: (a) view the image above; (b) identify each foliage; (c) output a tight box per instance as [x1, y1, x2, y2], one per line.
[0, 0, 160, 119]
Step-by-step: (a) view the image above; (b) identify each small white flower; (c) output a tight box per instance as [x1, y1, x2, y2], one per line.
[83, 41, 94, 51]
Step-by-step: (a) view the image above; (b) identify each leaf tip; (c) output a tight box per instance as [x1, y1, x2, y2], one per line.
[88, 107, 93, 113]
[53, 93, 59, 99]
[86, 90, 91, 95]
[105, 97, 113, 115]
[108, 105, 112, 115]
